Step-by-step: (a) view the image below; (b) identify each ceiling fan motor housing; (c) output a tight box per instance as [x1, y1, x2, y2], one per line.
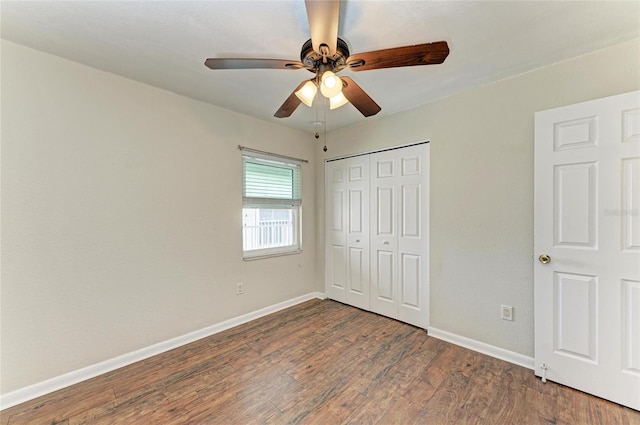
[301, 38, 350, 75]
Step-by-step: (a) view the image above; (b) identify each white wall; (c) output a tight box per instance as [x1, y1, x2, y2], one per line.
[0, 40, 318, 395]
[315, 39, 640, 357]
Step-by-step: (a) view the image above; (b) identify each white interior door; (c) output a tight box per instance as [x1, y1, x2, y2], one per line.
[370, 151, 399, 320]
[370, 144, 429, 328]
[396, 146, 429, 327]
[325, 160, 347, 302]
[345, 156, 370, 309]
[325, 156, 370, 308]
[534, 90, 640, 410]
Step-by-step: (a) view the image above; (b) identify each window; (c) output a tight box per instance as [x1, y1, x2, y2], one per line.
[242, 151, 302, 259]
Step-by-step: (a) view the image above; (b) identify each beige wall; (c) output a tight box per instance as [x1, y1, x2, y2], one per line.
[315, 39, 640, 357]
[1, 40, 318, 394]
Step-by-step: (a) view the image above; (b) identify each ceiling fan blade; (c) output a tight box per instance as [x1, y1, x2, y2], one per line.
[347, 41, 449, 72]
[274, 81, 308, 118]
[341, 77, 381, 117]
[305, 0, 340, 56]
[205, 58, 305, 70]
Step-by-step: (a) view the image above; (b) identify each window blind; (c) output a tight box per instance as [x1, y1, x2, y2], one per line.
[243, 154, 302, 206]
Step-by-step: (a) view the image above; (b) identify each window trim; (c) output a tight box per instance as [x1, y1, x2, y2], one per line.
[241, 150, 303, 260]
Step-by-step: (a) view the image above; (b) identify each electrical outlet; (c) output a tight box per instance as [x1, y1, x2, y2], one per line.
[501, 305, 513, 321]
[236, 282, 244, 295]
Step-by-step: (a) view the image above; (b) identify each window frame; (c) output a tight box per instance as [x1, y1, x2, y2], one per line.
[241, 151, 303, 260]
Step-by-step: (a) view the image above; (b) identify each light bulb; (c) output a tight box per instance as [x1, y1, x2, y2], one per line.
[324, 74, 337, 88]
[320, 71, 342, 98]
[329, 92, 348, 110]
[294, 81, 317, 107]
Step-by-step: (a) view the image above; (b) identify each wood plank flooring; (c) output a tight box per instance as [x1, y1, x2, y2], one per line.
[2, 299, 639, 424]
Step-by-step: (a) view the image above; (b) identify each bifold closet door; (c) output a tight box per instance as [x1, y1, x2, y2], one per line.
[325, 143, 429, 329]
[325, 156, 370, 309]
[370, 144, 429, 328]
[325, 160, 347, 302]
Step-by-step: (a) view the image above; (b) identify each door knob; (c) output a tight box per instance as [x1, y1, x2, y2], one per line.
[383, 241, 389, 245]
[539, 254, 551, 264]
[355, 239, 360, 243]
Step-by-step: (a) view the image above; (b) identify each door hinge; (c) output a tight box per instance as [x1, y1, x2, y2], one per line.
[541, 363, 548, 383]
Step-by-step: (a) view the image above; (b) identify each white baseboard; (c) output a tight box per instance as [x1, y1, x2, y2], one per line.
[427, 327, 535, 370]
[0, 291, 325, 410]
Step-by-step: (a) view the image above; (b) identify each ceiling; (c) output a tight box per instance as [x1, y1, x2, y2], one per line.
[2, 1, 639, 133]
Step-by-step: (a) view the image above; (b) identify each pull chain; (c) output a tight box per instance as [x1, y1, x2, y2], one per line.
[323, 95, 327, 152]
[314, 87, 320, 142]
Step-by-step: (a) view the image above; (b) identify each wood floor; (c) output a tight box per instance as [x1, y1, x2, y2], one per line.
[2, 299, 639, 424]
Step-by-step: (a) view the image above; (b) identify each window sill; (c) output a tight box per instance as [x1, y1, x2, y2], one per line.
[243, 249, 302, 261]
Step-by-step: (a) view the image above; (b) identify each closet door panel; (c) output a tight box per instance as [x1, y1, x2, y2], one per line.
[397, 146, 429, 328]
[401, 253, 421, 307]
[371, 248, 396, 318]
[370, 151, 399, 319]
[325, 161, 347, 302]
[377, 250, 395, 300]
[401, 184, 421, 238]
[348, 246, 364, 294]
[377, 187, 395, 235]
[346, 158, 370, 309]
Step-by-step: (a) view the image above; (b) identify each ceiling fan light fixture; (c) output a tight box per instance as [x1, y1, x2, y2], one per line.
[320, 71, 342, 98]
[329, 92, 348, 110]
[295, 81, 318, 107]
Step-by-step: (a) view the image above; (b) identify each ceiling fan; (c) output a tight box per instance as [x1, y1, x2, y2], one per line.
[204, 0, 449, 119]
